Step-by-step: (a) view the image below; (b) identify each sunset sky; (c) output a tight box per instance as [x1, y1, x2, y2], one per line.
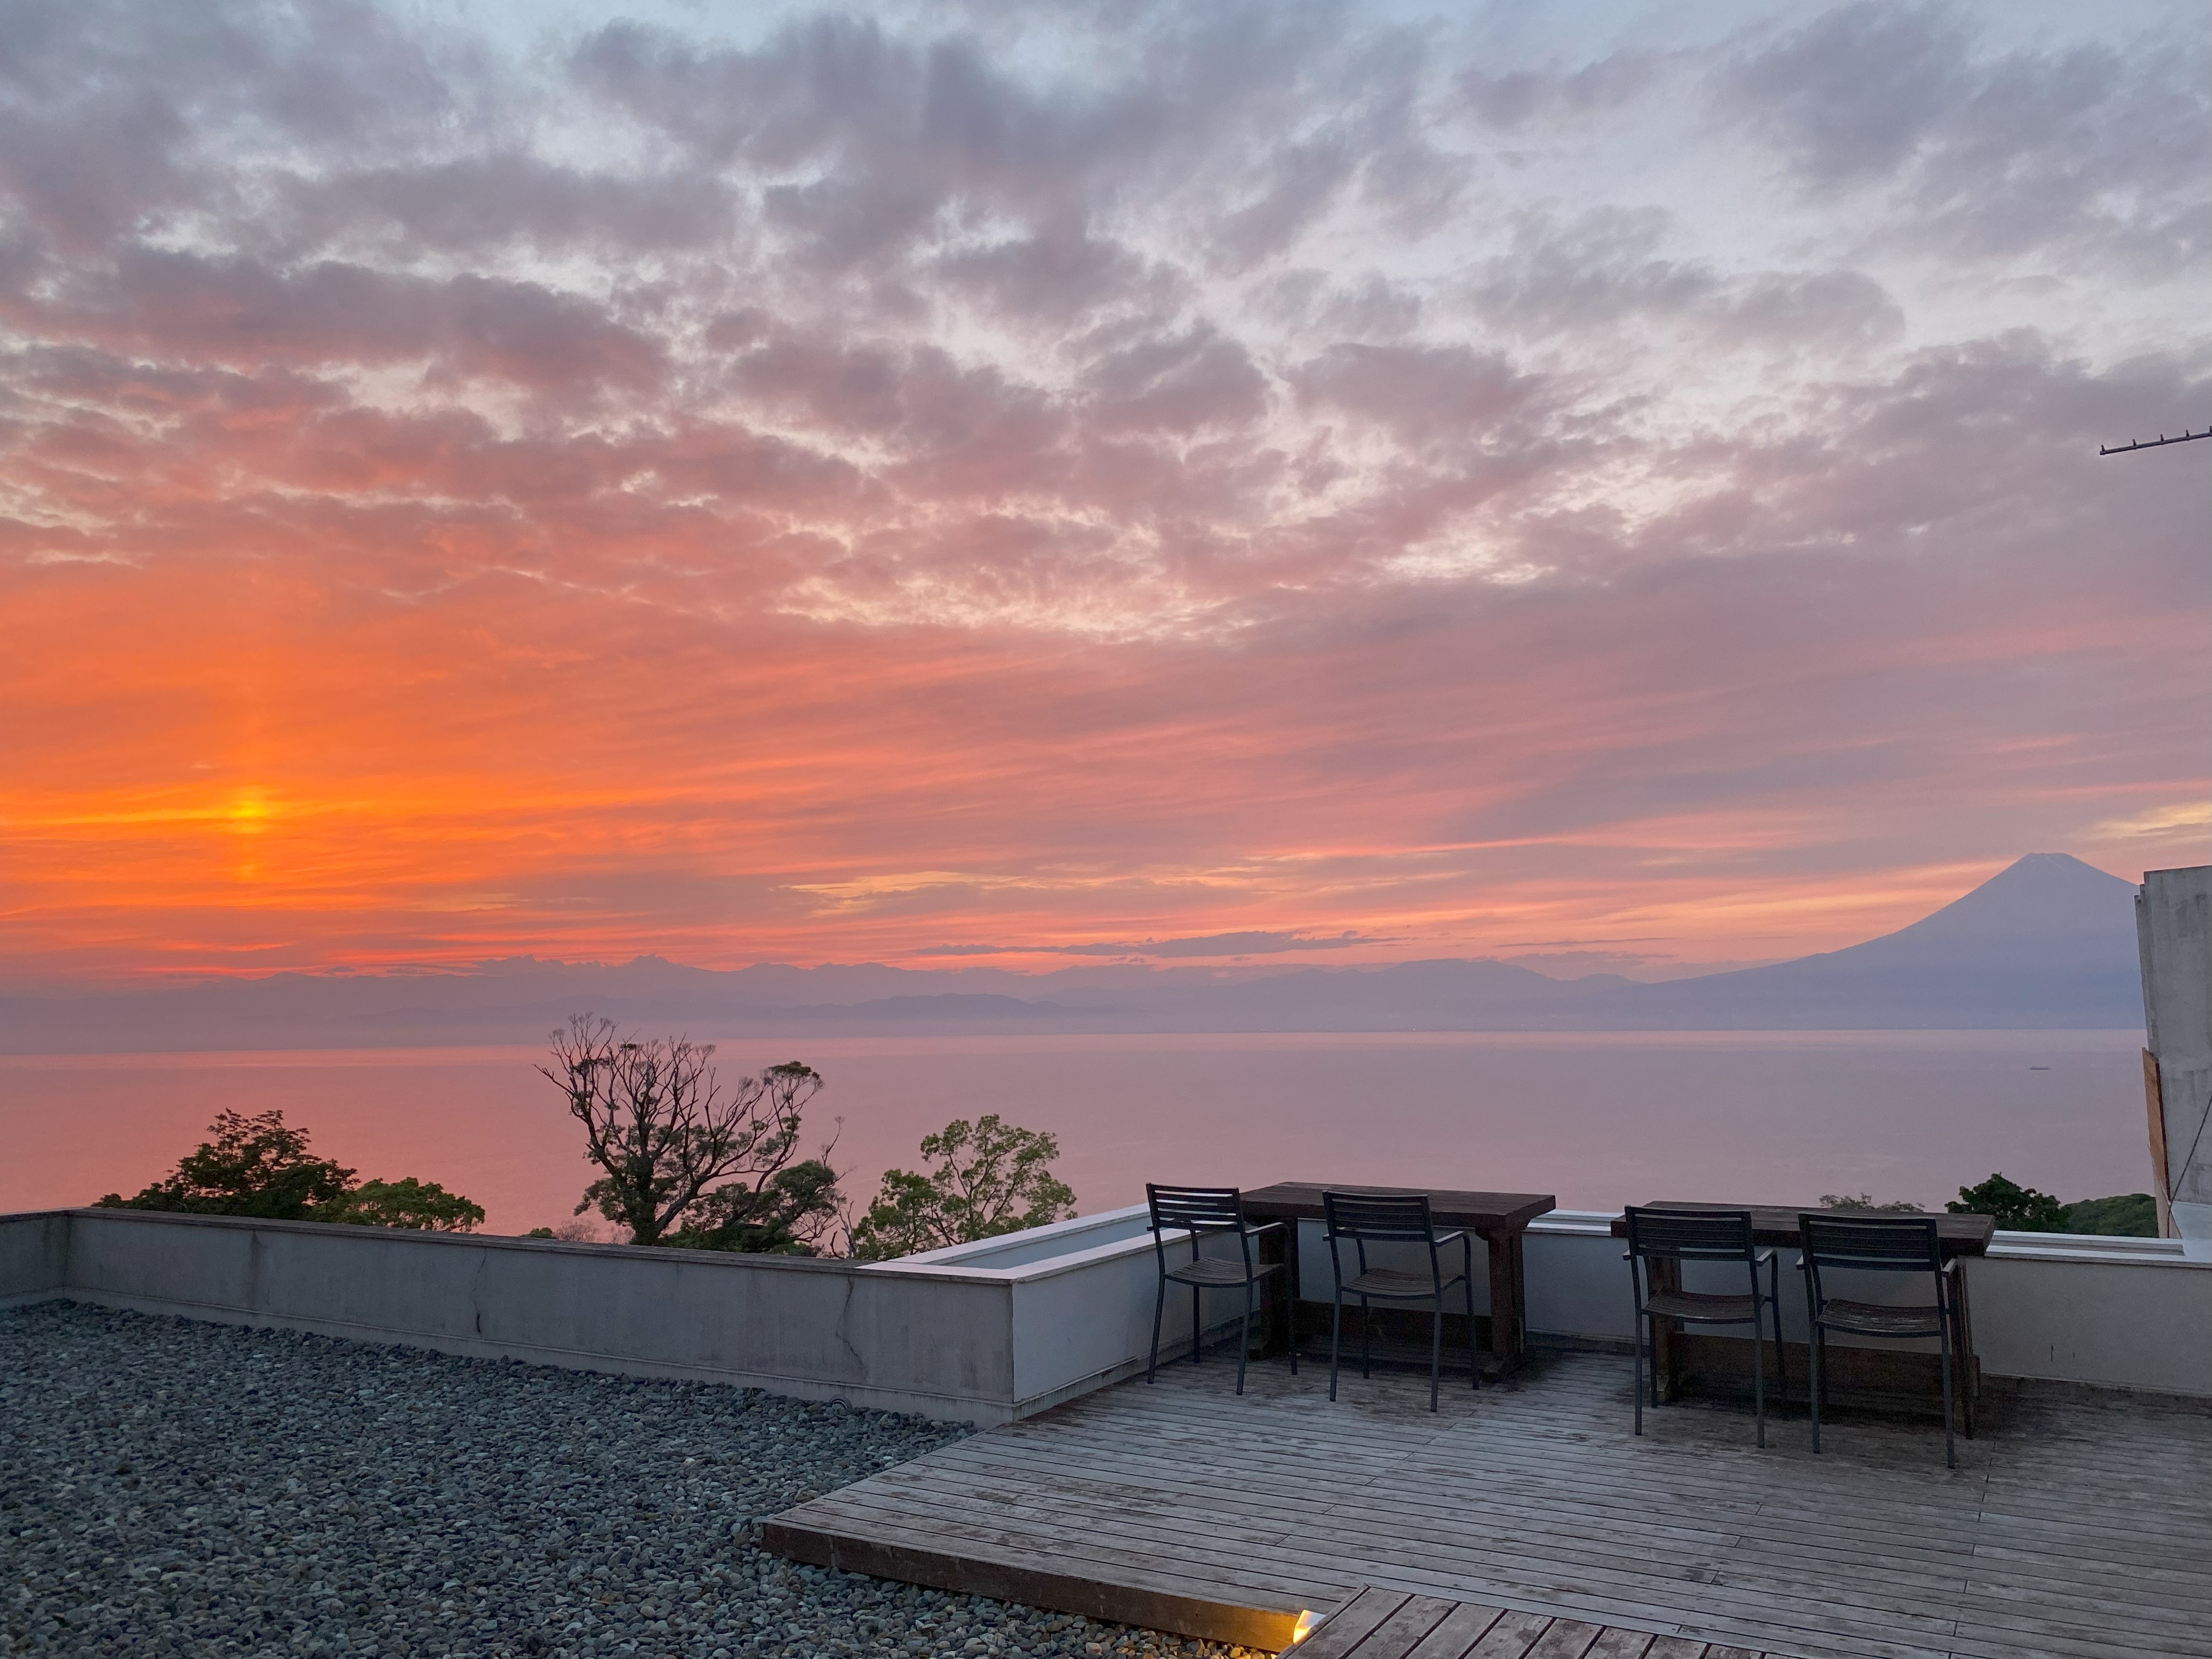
[3, 0, 2206, 989]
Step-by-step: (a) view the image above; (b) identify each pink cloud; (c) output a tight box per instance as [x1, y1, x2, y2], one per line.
[0, 0, 2202, 985]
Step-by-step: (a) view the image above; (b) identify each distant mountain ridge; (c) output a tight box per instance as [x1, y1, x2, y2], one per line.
[0, 855, 2147, 1052]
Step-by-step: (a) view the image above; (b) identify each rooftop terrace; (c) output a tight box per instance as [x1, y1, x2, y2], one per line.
[4, 1204, 2206, 1658]
[769, 1346, 2212, 1659]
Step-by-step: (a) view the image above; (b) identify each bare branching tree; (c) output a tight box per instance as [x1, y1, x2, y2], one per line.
[540, 1014, 827, 1246]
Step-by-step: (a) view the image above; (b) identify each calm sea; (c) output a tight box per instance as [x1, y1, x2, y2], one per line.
[0, 1030, 2152, 1236]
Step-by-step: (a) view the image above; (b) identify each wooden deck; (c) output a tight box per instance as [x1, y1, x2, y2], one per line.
[763, 1348, 2212, 1659]
[1296, 1587, 1783, 1658]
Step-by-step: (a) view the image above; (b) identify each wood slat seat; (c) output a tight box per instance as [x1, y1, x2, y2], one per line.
[1165, 1256, 1282, 1288]
[1639, 1288, 1759, 1324]
[1343, 1266, 1457, 1300]
[1813, 1296, 1943, 1339]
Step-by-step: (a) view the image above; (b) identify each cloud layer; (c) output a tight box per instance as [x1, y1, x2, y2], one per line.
[1, 0, 2205, 983]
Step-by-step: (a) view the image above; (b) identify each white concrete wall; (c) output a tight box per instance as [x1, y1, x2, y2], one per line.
[1968, 1235, 2212, 1394]
[8, 1204, 2203, 1424]
[882, 1205, 1259, 1413]
[0, 1211, 69, 1308]
[31, 1208, 1020, 1420]
[2139, 864, 2212, 1254]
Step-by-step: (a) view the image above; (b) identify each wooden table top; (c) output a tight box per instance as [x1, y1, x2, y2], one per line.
[1240, 1182, 1556, 1233]
[1607, 1201, 1997, 1256]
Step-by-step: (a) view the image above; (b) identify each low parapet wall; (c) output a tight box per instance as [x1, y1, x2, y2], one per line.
[0, 1206, 1250, 1425]
[1, 1209, 1030, 1419]
[4, 1203, 2204, 1424]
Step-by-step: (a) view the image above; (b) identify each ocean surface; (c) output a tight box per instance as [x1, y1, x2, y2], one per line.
[0, 1030, 2153, 1237]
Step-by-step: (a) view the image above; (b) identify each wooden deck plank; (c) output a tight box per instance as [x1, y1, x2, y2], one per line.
[1581, 1629, 1658, 1659]
[1295, 1587, 1412, 1658]
[761, 1350, 2211, 1659]
[1522, 1620, 1606, 1658]
[1403, 1601, 1508, 1658]
[1464, 1610, 1557, 1658]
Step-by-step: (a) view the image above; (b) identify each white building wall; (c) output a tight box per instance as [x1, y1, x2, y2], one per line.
[2139, 864, 2212, 1256]
[4, 1203, 2205, 1423]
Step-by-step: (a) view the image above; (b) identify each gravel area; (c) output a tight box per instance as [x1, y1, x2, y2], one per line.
[1, 1304, 1268, 1659]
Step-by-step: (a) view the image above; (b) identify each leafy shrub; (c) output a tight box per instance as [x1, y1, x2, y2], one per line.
[849, 1115, 1075, 1261]
[1947, 1172, 2066, 1232]
[97, 1109, 481, 1232]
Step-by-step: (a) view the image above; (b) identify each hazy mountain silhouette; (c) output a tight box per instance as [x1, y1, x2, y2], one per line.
[0, 854, 2145, 1051]
[1567, 853, 2143, 1029]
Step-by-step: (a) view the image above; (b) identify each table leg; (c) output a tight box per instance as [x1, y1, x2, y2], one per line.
[1257, 1220, 1297, 1361]
[1482, 1229, 1528, 1374]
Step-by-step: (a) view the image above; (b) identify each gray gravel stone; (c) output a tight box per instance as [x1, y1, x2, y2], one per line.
[1, 1304, 1268, 1659]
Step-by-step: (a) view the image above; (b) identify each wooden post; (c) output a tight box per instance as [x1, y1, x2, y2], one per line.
[2145, 1047, 2175, 1239]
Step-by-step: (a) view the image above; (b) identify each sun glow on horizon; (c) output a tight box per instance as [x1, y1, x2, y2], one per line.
[0, 1, 2202, 987]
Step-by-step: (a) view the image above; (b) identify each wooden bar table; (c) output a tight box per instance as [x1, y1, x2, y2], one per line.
[1240, 1182, 1555, 1377]
[1607, 1200, 1997, 1419]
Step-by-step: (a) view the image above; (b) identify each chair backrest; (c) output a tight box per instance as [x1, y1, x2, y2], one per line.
[1800, 1213, 1941, 1273]
[1624, 1205, 1756, 1262]
[1323, 1190, 1433, 1243]
[1147, 1183, 1244, 1237]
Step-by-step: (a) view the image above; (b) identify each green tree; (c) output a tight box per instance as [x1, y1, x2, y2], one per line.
[320, 1177, 486, 1232]
[541, 1015, 831, 1247]
[98, 1109, 355, 1218]
[1949, 1172, 2067, 1232]
[1820, 1193, 1924, 1212]
[2058, 1193, 2158, 1237]
[848, 1114, 1076, 1261]
[95, 1109, 482, 1231]
[665, 1160, 843, 1255]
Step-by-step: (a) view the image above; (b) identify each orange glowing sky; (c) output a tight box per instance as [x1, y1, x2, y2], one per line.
[2, 1, 2207, 989]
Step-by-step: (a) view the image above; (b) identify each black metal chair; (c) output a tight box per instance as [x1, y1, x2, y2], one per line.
[1623, 1206, 1785, 1447]
[1320, 1190, 1476, 1412]
[1144, 1184, 1290, 1395]
[1798, 1213, 1966, 1469]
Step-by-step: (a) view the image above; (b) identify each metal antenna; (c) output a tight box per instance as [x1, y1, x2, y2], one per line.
[2099, 425, 2211, 456]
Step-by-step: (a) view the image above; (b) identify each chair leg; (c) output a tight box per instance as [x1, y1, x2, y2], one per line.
[1428, 1296, 1442, 1413]
[1466, 1276, 1480, 1391]
[1808, 1321, 1822, 1454]
[1147, 1275, 1165, 1385]
[1951, 1292, 1973, 1440]
[1236, 1282, 1253, 1396]
[1633, 1307, 1645, 1438]
[1328, 1297, 1343, 1403]
[1769, 1257, 1788, 1409]
[1359, 1296, 1372, 1380]
[1752, 1313, 1767, 1449]
[1938, 1305, 1957, 1470]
